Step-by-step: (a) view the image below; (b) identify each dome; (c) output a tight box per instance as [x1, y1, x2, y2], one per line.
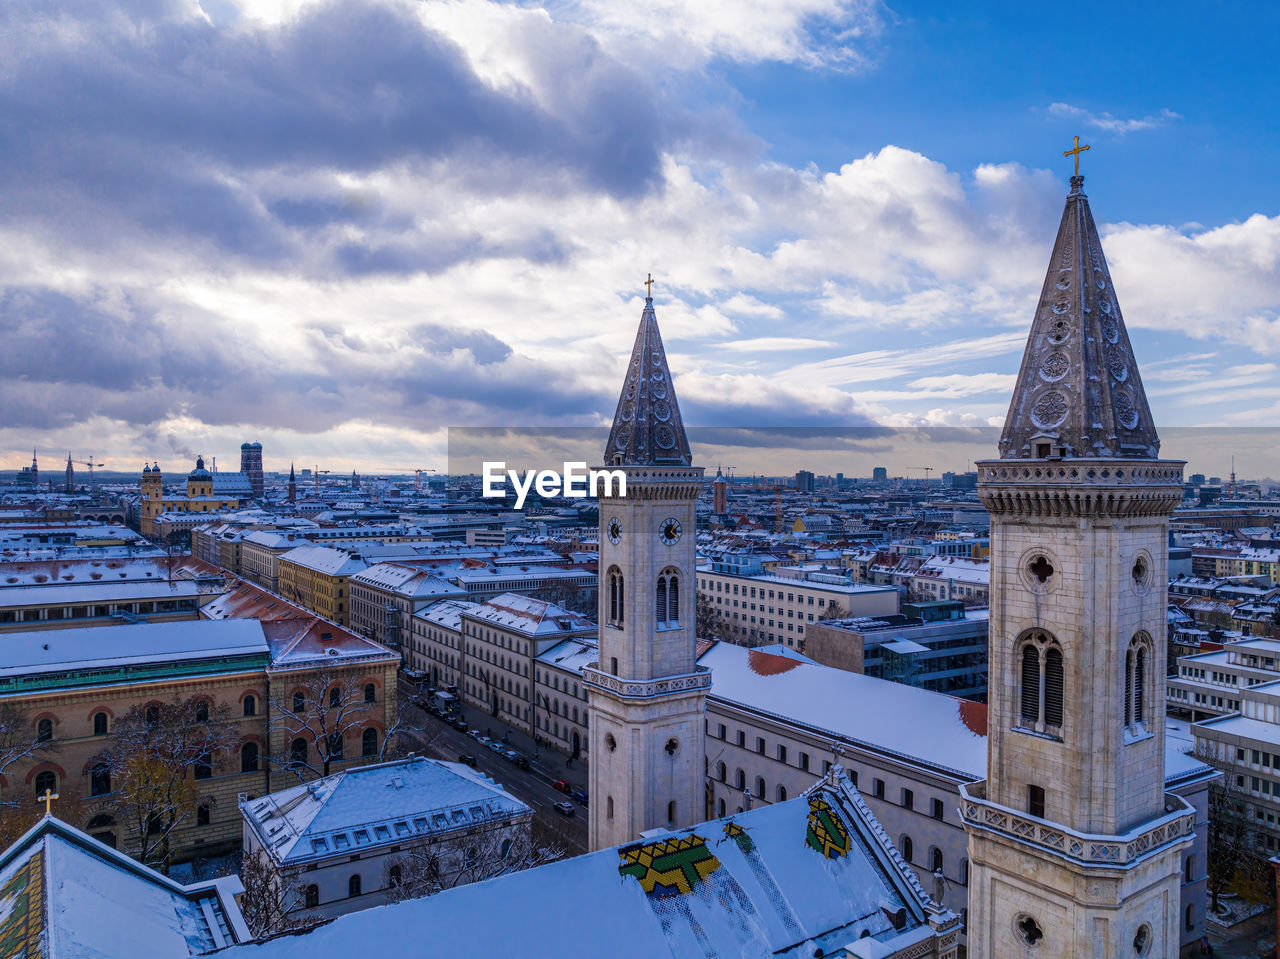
[143, 464, 152, 474]
[188, 456, 212, 481]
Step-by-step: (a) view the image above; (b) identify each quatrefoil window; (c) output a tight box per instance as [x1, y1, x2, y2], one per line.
[1029, 556, 1054, 584]
[664, 738, 679, 756]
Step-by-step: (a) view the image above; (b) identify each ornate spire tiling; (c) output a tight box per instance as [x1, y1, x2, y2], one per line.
[999, 177, 1160, 460]
[603, 297, 693, 467]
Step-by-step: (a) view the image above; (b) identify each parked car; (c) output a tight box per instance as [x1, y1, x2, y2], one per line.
[450, 717, 468, 731]
[569, 790, 588, 807]
[468, 729, 486, 741]
[512, 756, 531, 770]
[552, 780, 571, 793]
[503, 749, 521, 763]
[553, 801, 575, 817]
[487, 740, 506, 754]
[457, 754, 477, 768]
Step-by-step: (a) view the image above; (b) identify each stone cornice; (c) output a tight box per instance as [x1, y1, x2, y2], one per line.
[960, 780, 1194, 869]
[976, 458, 1184, 518]
[582, 664, 711, 701]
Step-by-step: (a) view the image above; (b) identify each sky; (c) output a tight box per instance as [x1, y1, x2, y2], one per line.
[2, 0, 1278, 478]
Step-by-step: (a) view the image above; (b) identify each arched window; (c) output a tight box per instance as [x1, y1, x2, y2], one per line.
[362, 728, 378, 757]
[90, 764, 110, 797]
[606, 796, 614, 821]
[328, 732, 344, 760]
[243, 696, 256, 717]
[656, 568, 680, 624]
[960, 858, 969, 884]
[607, 567, 624, 626]
[240, 742, 259, 773]
[36, 719, 52, 743]
[754, 776, 766, 800]
[1125, 634, 1151, 729]
[290, 738, 307, 765]
[716, 761, 726, 782]
[1185, 855, 1194, 884]
[500, 839, 512, 860]
[292, 691, 305, 714]
[305, 884, 319, 908]
[364, 683, 376, 704]
[197, 802, 211, 826]
[329, 688, 341, 709]
[93, 712, 108, 736]
[1017, 631, 1065, 736]
[717, 798, 725, 817]
[348, 874, 361, 898]
[195, 700, 209, 723]
[776, 785, 787, 803]
[900, 835, 913, 863]
[667, 800, 676, 824]
[34, 771, 56, 798]
[735, 769, 746, 791]
[193, 752, 212, 780]
[930, 847, 944, 873]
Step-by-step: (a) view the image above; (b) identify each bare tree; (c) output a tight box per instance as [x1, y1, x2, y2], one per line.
[0, 703, 57, 809]
[384, 816, 563, 904]
[237, 848, 320, 939]
[95, 697, 240, 874]
[267, 671, 410, 781]
[1204, 774, 1267, 910]
[696, 591, 734, 643]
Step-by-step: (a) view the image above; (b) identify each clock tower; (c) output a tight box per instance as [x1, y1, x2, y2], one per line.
[584, 292, 710, 852]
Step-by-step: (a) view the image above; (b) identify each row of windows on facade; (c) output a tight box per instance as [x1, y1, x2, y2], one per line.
[299, 839, 515, 908]
[0, 599, 199, 623]
[605, 568, 680, 626]
[35, 693, 267, 744]
[1017, 633, 1153, 733]
[698, 578, 834, 606]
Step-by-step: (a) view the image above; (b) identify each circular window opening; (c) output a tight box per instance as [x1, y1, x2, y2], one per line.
[1133, 558, 1148, 585]
[1133, 923, 1152, 955]
[1029, 556, 1054, 584]
[1016, 915, 1044, 946]
[664, 737, 679, 756]
[605, 733, 617, 752]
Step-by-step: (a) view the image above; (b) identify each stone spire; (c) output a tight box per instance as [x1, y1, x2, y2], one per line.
[602, 296, 692, 467]
[998, 176, 1159, 460]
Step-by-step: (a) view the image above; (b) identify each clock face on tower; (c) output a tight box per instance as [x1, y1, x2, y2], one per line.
[607, 517, 622, 544]
[660, 518, 682, 545]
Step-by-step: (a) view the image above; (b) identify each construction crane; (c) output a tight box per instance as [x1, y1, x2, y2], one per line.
[77, 457, 105, 487]
[908, 466, 933, 497]
[414, 468, 437, 492]
[312, 466, 332, 496]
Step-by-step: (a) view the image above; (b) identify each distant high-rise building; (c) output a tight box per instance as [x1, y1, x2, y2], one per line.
[794, 469, 815, 493]
[835, 471, 844, 485]
[872, 466, 888, 482]
[1189, 473, 1206, 485]
[65, 452, 74, 493]
[239, 442, 264, 498]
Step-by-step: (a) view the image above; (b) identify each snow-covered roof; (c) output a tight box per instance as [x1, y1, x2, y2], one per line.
[414, 598, 481, 631]
[241, 757, 530, 866]
[0, 619, 269, 681]
[350, 563, 466, 600]
[535, 636, 599, 675]
[0, 815, 248, 957]
[465, 592, 594, 637]
[0, 578, 201, 608]
[278, 545, 368, 577]
[234, 770, 953, 959]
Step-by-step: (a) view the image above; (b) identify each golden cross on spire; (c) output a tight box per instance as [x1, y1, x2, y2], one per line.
[38, 788, 58, 816]
[644, 273, 655, 298]
[1063, 135, 1091, 176]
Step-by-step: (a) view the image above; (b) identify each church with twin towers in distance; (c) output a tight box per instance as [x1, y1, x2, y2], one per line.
[587, 146, 1197, 959]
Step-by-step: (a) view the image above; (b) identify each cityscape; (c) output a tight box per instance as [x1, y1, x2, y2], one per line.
[2, 2, 1279, 958]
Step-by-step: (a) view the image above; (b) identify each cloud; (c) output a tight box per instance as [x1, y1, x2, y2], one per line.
[1048, 102, 1181, 134]
[716, 337, 836, 352]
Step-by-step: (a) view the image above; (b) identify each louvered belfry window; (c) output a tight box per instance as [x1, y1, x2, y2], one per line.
[1044, 647, 1064, 727]
[1020, 645, 1041, 725]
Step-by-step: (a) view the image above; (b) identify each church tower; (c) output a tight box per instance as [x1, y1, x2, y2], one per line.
[288, 462, 297, 503]
[65, 452, 74, 493]
[584, 292, 710, 852]
[962, 166, 1194, 956]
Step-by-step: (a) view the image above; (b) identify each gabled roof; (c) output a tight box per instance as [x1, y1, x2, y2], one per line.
[240, 757, 530, 866]
[226, 770, 956, 958]
[465, 592, 594, 637]
[602, 297, 693, 467]
[999, 176, 1160, 459]
[0, 814, 247, 957]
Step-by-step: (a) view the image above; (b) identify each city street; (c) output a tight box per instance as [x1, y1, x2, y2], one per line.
[397, 679, 588, 854]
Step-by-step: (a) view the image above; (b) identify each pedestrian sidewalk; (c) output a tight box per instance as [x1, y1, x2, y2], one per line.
[1208, 908, 1276, 959]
